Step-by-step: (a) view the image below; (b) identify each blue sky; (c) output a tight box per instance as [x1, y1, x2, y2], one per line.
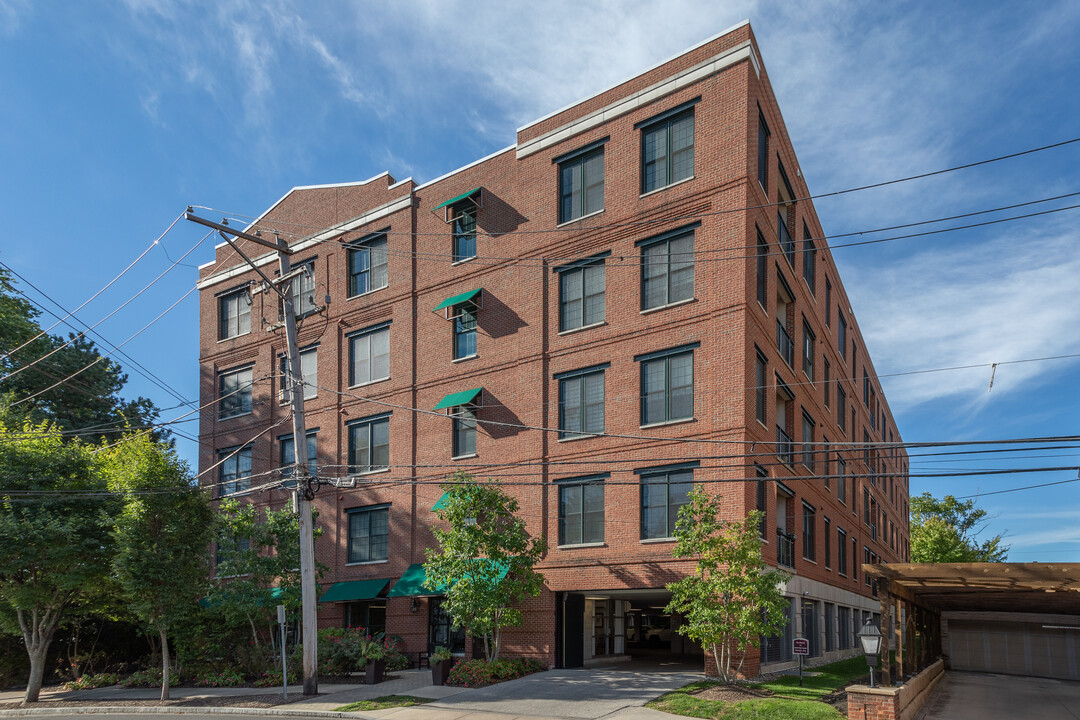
[1, 1, 1077, 561]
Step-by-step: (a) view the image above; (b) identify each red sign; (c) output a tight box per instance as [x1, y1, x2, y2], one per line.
[793, 638, 809, 655]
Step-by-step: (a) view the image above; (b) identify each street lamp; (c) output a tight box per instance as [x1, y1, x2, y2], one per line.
[858, 618, 882, 687]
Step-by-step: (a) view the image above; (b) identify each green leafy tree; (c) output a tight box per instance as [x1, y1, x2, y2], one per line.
[424, 473, 546, 662]
[107, 433, 215, 700]
[910, 492, 1008, 563]
[0, 266, 162, 444]
[210, 500, 322, 646]
[0, 419, 117, 702]
[665, 490, 789, 682]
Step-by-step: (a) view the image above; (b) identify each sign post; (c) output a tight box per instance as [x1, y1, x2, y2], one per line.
[277, 605, 288, 700]
[793, 637, 809, 687]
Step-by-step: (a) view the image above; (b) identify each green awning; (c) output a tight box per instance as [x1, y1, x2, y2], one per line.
[433, 387, 483, 411]
[433, 288, 482, 312]
[434, 187, 481, 211]
[318, 578, 390, 603]
[431, 492, 449, 511]
[387, 561, 510, 598]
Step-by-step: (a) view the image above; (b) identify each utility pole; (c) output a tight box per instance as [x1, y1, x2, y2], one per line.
[185, 211, 320, 695]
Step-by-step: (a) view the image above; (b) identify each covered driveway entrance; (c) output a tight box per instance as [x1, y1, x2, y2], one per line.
[864, 563, 1079, 684]
[917, 672, 1080, 720]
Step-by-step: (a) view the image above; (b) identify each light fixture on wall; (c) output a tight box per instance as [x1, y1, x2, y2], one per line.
[410, 598, 419, 613]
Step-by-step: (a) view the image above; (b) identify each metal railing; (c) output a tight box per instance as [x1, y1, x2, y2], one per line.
[777, 529, 796, 568]
[776, 320, 794, 366]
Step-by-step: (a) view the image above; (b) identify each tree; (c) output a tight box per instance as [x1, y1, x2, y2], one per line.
[0, 419, 117, 702]
[210, 500, 322, 646]
[107, 434, 215, 700]
[424, 473, 546, 662]
[0, 266, 162, 444]
[665, 490, 789, 683]
[910, 492, 1008, 563]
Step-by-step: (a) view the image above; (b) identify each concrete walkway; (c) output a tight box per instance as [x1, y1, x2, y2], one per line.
[915, 672, 1080, 720]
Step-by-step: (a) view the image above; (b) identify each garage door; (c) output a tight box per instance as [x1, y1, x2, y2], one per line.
[949, 620, 1079, 681]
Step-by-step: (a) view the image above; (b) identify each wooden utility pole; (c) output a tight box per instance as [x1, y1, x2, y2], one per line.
[185, 212, 319, 695]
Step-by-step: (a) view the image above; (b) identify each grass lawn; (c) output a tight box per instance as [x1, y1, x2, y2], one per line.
[334, 695, 433, 712]
[647, 656, 871, 720]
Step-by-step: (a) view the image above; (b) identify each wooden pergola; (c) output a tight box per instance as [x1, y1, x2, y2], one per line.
[862, 562, 1080, 685]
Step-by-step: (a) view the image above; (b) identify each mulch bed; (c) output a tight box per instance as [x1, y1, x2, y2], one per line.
[0, 694, 310, 709]
[692, 684, 775, 702]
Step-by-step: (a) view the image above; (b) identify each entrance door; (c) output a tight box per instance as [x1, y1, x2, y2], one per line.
[563, 593, 585, 668]
[429, 597, 465, 653]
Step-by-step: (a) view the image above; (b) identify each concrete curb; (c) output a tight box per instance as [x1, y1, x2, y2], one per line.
[0, 707, 371, 718]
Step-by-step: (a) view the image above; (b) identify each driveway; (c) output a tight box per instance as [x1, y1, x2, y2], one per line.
[916, 672, 1080, 720]
[408, 661, 702, 720]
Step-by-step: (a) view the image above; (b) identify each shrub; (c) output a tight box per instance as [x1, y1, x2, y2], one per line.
[315, 627, 402, 676]
[61, 672, 121, 690]
[120, 668, 180, 688]
[192, 667, 245, 687]
[446, 658, 543, 688]
[253, 670, 284, 688]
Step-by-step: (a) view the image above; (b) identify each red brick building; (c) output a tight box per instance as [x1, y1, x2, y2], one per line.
[197, 21, 909, 676]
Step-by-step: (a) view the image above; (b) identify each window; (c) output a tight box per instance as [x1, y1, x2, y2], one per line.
[825, 602, 836, 652]
[558, 142, 605, 223]
[777, 164, 795, 265]
[863, 370, 871, 407]
[755, 351, 768, 425]
[218, 286, 251, 340]
[825, 278, 832, 327]
[756, 229, 768, 308]
[558, 475, 605, 546]
[280, 346, 317, 402]
[348, 414, 390, 475]
[641, 103, 695, 193]
[451, 405, 477, 458]
[641, 225, 695, 310]
[288, 260, 317, 317]
[802, 320, 815, 381]
[639, 465, 694, 540]
[756, 465, 768, 539]
[557, 365, 606, 438]
[757, 111, 770, 192]
[837, 455, 847, 504]
[852, 537, 858, 582]
[837, 528, 847, 576]
[280, 431, 318, 481]
[837, 383, 846, 431]
[864, 547, 872, 586]
[219, 446, 252, 496]
[839, 606, 851, 647]
[219, 366, 253, 419]
[801, 412, 815, 471]
[347, 505, 389, 563]
[838, 312, 847, 359]
[638, 343, 696, 425]
[348, 233, 388, 297]
[864, 487, 871, 526]
[824, 358, 831, 407]
[802, 502, 816, 561]
[824, 517, 832, 569]
[823, 436, 831, 488]
[803, 225, 816, 295]
[453, 303, 477, 359]
[559, 257, 606, 331]
[349, 324, 390, 386]
[452, 204, 476, 262]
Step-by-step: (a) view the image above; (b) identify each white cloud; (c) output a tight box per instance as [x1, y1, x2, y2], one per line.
[1006, 526, 1080, 548]
[0, 0, 30, 35]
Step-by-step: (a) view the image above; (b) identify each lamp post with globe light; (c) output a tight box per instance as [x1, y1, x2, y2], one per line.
[858, 618, 883, 687]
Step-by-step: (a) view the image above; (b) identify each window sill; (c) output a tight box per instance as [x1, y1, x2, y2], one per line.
[452, 354, 478, 364]
[640, 417, 695, 430]
[218, 411, 253, 422]
[349, 468, 391, 479]
[558, 542, 606, 549]
[217, 330, 252, 344]
[641, 537, 677, 544]
[557, 433, 604, 443]
[639, 175, 695, 199]
[756, 419, 768, 430]
[346, 559, 389, 567]
[640, 297, 696, 315]
[349, 376, 391, 390]
[451, 453, 478, 461]
[558, 321, 607, 337]
[803, 558, 818, 565]
[452, 256, 477, 266]
[556, 208, 605, 228]
[347, 285, 388, 302]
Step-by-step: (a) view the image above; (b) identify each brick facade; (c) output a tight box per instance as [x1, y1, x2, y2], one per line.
[197, 21, 909, 675]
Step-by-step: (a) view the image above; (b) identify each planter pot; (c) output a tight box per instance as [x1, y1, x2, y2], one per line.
[365, 659, 386, 685]
[431, 658, 454, 686]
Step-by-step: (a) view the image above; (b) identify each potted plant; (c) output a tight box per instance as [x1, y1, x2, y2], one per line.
[431, 646, 454, 686]
[360, 637, 387, 685]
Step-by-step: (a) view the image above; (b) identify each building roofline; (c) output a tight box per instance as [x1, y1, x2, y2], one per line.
[516, 19, 751, 133]
[413, 144, 517, 192]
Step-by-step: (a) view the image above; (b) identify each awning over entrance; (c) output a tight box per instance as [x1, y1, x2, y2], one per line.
[434, 288, 482, 312]
[433, 387, 483, 411]
[387, 561, 510, 597]
[318, 578, 390, 603]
